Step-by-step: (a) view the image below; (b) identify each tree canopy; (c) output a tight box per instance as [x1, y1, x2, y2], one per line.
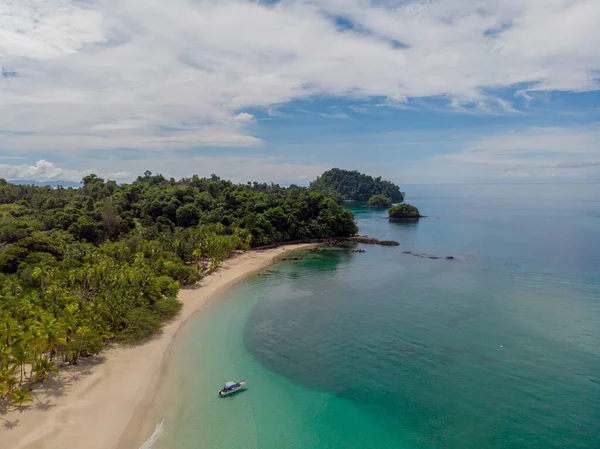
[309, 168, 404, 203]
[388, 204, 421, 219]
[366, 194, 393, 208]
[0, 172, 357, 405]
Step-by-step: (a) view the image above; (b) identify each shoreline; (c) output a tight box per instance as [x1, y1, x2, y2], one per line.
[0, 244, 315, 449]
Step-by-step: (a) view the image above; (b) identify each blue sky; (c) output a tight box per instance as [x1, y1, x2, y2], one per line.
[1, 0, 599, 184]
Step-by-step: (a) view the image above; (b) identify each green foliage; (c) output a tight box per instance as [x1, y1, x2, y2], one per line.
[66, 330, 103, 360]
[34, 359, 58, 382]
[388, 203, 421, 219]
[116, 308, 163, 344]
[153, 298, 183, 321]
[366, 194, 393, 208]
[10, 387, 33, 408]
[0, 171, 361, 392]
[68, 216, 101, 243]
[176, 204, 201, 227]
[310, 168, 404, 202]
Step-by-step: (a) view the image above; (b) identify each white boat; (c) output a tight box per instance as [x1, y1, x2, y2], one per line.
[218, 380, 247, 396]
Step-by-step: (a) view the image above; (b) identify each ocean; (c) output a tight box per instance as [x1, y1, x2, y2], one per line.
[149, 183, 600, 449]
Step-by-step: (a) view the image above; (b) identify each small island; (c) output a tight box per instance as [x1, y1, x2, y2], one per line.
[310, 168, 404, 203]
[388, 204, 422, 221]
[366, 194, 393, 208]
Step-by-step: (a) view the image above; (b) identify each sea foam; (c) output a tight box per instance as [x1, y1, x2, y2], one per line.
[139, 421, 164, 449]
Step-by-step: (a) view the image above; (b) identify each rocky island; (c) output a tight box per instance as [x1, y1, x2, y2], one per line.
[388, 204, 422, 221]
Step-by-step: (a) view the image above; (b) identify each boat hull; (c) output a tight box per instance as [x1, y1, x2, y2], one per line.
[218, 380, 246, 396]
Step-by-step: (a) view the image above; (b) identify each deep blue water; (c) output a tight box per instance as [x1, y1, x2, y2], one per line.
[155, 184, 600, 449]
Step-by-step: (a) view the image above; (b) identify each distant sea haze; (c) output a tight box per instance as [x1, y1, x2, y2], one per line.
[8, 179, 81, 188]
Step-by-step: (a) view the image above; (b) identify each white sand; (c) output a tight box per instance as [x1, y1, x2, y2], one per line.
[0, 245, 313, 449]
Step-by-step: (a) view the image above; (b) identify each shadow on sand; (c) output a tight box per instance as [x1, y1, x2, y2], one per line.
[0, 354, 107, 429]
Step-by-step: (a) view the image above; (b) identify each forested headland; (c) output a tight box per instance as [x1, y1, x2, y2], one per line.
[309, 168, 405, 203]
[366, 194, 393, 208]
[0, 172, 357, 406]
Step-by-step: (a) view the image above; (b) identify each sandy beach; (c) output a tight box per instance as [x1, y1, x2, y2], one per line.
[0, 245, 313, 449]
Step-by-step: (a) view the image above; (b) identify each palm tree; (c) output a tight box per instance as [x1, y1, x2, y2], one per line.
[2, 276, 22, 298]
[32, 263, 54, 298]
[34, 359, 57, 382]
[0, 345, 11, 371]
[75, 325, 90, 361]
[22, 322, 44, 385]
[0, 380, 9, 400]
[10, 387, 34, 409]
[10, 345, 30, 385]
[46, 281, 67, 318]
[3, 376, 18, 398]
[0, 367, 18, 399]
[0, 317, 22, 348]
[39, 315, 66, 361]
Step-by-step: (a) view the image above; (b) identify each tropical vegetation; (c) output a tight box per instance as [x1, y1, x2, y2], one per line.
[366, 194, 393, 208]
[0, 171, 357, 405]
[388, 204, 421, 220]
[310, 168, 404, 203]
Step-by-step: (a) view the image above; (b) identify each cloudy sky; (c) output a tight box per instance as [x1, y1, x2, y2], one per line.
[1, 0, 599, 184]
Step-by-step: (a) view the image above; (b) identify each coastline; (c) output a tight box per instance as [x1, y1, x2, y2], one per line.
[0, 244, 315, 449]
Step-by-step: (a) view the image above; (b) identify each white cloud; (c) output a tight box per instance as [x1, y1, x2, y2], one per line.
[0, 159, 88, 181]
[0, 0, 105, 59]
[234, 112, 256, 123]
[0, 156, 326, 184]
[0, 159, 131, 181]
[92, 154, 328, 184]
[319, 112, 350, 119]
[426, 126, 600, 182]
[442, 127, 600, 162]
[0, 0, 599, 154]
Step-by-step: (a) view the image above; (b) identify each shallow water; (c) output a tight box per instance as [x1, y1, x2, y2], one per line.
[151, 184, 600, 449]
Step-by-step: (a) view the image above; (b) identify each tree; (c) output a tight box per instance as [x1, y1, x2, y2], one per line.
[10, 387, 34, 409]
[0, 169, 386, 387]
[81, 174, 99, 187]
[0, 317, 22, 349]
[388, 203, 421, 220]
[34, 359, 58, 382]
[176, 204, 200, 227]
[10, 345, 29, 384]
[101, 200, 124, 240]
[366, 194, 393, 208]
[310, 168, 404, 202]
[75, 325, 90, 361]
[32, 263, 53, 298]
[68, 216, 100, 243]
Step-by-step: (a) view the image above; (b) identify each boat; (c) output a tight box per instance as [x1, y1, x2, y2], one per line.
[218, 380, 247, 396]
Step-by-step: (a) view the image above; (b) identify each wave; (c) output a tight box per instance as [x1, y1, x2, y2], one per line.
[139, 420, 165, 449]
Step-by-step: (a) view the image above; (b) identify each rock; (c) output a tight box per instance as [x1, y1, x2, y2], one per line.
[347, 236, 400, 246]
[428, 256, 440, 260]
[446, 256, 455, 260]
[402, 251, 412, 254]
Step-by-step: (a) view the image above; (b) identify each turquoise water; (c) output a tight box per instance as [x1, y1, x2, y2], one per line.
[152, 184, 600, 449]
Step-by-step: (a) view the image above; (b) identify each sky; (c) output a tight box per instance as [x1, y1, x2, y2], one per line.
[0, 0, 599, 185]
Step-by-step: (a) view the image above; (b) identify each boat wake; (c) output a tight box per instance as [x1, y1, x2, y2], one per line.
[139, 420, 165, 449]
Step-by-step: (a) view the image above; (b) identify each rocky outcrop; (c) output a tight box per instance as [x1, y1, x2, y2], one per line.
[401, 251, 457, 261]
[253, 235, 400, 250]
